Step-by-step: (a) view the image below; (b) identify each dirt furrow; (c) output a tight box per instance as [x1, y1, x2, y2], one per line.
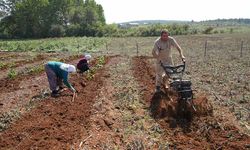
[78, 56, 173, 149]
[0, 56, 109, 149]
[132, 56, 250, 149]
[0, 56, 81, 115]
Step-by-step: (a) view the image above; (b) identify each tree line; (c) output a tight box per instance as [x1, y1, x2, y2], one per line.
[1, 0, 249, 39]
[0, 0, 105, 38]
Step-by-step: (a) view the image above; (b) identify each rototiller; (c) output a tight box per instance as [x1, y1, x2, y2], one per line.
[160, 61, 196, 113]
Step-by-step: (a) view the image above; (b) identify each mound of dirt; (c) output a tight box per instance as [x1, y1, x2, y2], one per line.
[193, 94, 213, 116]
[149, 91, 213, 120]
[149, 90, 178, 119]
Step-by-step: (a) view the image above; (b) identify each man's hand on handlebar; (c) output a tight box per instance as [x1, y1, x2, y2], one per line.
[181, 55, 185, 63]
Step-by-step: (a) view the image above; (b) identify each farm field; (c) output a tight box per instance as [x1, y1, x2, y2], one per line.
[0, 33, 249, 149]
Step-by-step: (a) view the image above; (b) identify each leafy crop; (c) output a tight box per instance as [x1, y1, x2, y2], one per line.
[27, 65, 44, 74]
[0, 37, 106, 52]
[86, 56, 106, 80]
[7, 69, 17, 79]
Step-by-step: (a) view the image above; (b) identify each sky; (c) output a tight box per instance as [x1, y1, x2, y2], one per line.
[95, 0, 250, 24]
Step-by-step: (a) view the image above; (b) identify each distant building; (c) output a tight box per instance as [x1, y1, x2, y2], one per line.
[118, 22, 139, 28]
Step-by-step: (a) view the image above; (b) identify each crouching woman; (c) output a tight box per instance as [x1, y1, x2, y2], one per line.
[77, 54, 91, 73]
[45, 61, 76, 97]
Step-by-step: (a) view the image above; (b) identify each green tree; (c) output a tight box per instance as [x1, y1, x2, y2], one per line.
[203, 27, 213, 34]
[96, 4, 105, 25]
[0, 15, 16, 38]
[0, 0, 107, 38]
[13, 0, 49, 38]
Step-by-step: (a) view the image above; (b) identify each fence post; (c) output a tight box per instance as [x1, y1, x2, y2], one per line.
[106, 42, 108, 51]
[136, 42, 139, 56]
[240, 41, 243, 57]
[77, 42, 80, 54]
[204, 40, 207, 57]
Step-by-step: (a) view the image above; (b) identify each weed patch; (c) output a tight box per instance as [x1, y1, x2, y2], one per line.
[7, 69, 17, 79]
[0, 110, 20, 131]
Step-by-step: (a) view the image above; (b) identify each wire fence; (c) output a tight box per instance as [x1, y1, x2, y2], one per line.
[103, 36, 250, 60]
[204, 40, 250, 58]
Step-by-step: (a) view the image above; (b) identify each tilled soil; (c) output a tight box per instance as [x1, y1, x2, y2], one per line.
[0, 53, 81, 115]
[131, 56, 250, 149]
[0, 56, 110, 149]
[0, 54, 249, 149]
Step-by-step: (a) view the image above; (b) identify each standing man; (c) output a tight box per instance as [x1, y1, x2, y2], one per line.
[152, 29, 185, 92]
[45, 61, 76, 97]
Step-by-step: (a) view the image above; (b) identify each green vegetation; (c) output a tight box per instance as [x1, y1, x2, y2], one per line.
[0, 37, 106, 52]
[86, 56, 106, 80]
[0, 62, 16, 69]
[7, 68, 17, 79]
[0, 0, 105, 38]
[27, 65, 44, 74]
[0, 62, 6, 69]
[96, 55, 105, 67]
[1, 0, 250, 39]
[6, 64, 46, 80]
[0, 109, 20, 131]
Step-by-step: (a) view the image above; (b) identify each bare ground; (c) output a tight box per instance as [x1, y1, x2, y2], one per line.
[0, 54, 249, 150]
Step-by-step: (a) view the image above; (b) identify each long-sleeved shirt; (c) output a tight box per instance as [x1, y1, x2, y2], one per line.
[47, 61, 74, 90]
[77, 58, 89, 72]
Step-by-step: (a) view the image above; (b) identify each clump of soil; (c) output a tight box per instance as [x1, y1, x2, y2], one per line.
[149, 90, 213, 121]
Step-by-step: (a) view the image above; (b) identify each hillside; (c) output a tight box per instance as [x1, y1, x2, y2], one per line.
[119, 18, 250, 26]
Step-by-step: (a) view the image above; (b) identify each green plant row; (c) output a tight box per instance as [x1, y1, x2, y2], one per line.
[86, 56, 106, 80]
[0, 62, 16, 70]
[0, 37, 106, 52]
[7, 64, 45, 79]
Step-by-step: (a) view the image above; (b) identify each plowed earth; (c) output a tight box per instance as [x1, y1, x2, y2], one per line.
[132, 56, 250, 150]
[0, 54, 249, 150]
[0, 55, 110, 149]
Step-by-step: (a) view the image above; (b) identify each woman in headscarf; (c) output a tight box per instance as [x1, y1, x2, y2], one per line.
[45, 61, 76, 97]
